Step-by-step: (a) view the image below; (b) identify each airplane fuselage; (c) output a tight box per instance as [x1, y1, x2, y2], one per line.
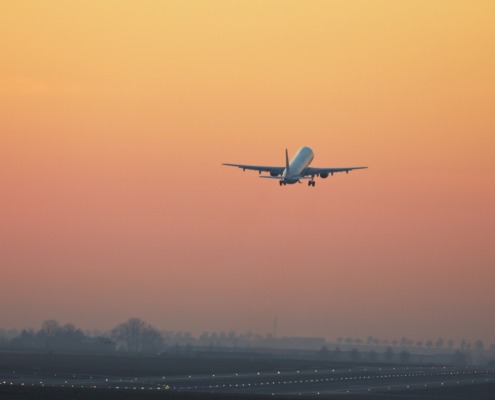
[283, 146, 314, 183]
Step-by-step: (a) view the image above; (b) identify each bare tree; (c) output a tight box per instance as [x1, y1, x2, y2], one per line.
[141, 325, 164, 353]
[38, 320, 61, 349]
[40, 320, 61, 337]
[111, 318, 163, 353]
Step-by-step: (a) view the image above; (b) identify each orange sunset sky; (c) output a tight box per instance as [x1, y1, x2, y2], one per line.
[1, 1, 494, 343]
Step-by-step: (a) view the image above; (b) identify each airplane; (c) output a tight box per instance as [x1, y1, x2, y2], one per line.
[223, 146, 367, 186]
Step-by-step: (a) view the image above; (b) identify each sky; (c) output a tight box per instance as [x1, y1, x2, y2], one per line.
[1, 1, 494, 343]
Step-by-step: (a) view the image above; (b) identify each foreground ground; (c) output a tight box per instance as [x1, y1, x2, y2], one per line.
[0, 352, 494, 399]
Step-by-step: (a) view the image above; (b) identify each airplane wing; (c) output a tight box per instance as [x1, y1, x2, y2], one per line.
[304, 166, 368, 176]
[222, 164, 285, 176]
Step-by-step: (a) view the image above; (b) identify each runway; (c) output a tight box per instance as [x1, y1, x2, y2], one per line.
[1, 364, 494, 397]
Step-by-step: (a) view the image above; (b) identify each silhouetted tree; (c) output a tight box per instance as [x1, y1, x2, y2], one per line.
[425, 340, 433, 350]
[38, 319, 62, 349]
[142, 325, 164, 353]
[111, 318, 163, 353]
[447, 340, 454, 350]
[41, 320, 61, 336]
[10, 329, 36, 349]
[435, 337, 444, 349]
[416, 340, 424, 347]
[62, 323, 84, 340]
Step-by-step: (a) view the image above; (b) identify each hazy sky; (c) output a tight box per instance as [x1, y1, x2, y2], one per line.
[1, 1, 494, 343]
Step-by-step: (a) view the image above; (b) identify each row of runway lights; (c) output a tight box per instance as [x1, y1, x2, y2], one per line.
[1, 369, 493, 392]
[0, 378, 493, 394]
[171, 370, 494, 391]
[3, 364, 488, 380]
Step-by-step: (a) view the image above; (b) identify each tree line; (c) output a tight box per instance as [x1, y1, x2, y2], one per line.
[335, 335, 492, 352]
[1, 319, 493, 358]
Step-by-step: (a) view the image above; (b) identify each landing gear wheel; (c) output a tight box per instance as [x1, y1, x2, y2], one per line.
[279, 181, 283, 186]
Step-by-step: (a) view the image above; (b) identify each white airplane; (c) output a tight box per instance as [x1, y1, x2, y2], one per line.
[223, 146, 367, 186]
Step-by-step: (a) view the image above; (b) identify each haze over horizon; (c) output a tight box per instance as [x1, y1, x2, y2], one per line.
[1, 1, 494, 343]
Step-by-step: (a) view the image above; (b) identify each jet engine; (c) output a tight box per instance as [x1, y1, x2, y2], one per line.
[270, 171, 279, 177]
[320, 172, 329, 178]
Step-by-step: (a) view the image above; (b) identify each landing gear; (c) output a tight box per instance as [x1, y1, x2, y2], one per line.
[308, 180, 315, 187]
[279, 181, 283, 186]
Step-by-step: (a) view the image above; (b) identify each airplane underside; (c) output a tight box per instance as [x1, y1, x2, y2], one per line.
[279, 177, 316, 186]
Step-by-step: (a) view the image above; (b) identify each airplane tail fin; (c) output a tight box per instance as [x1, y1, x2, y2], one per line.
[285, 149, 290, 173]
